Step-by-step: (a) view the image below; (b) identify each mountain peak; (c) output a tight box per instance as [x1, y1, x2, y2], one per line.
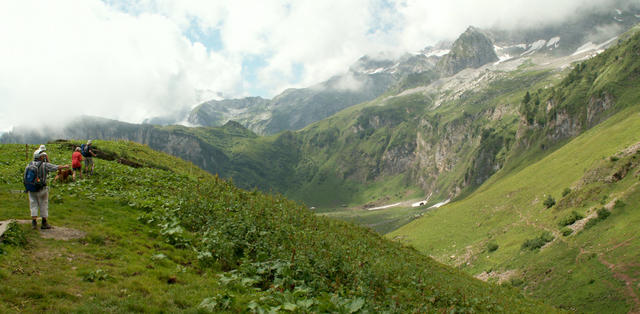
[465, 25, 480, 33]
[436, 26, 498, 76]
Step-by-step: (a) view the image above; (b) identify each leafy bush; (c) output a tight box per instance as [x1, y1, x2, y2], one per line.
[613, 199, 626, 209]
[521, 232, 554, 251]
[543, 195, 556, 208]
[584, 218, 598, 230]
[83, 269, 110, 282]
[487, 241, 499, 253]
[0, 221, 27, 249]
[597, 208, 611, 220]
[562, 188, 571, 197]
[557, 211, 584, 227]
[540, 231, 554, 242]
[584, 208, 611, 230]
[199, 293, 234, 312]
[561, 227, 573, 236]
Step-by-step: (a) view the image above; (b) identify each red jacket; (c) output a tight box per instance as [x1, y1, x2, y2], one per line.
[72, 151, 83, 168]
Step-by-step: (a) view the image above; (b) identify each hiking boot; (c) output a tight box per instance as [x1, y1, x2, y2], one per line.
[32, 220, 37, 229]
[41, 219, 52, 230]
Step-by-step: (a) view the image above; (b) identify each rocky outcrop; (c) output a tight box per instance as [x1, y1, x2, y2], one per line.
[515, 91, 616, 150]
[437, 26, 499, 77]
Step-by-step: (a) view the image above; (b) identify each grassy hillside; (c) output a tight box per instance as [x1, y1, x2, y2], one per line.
[389, 28, 640, 312]
[389, 101, 640, 312]
[0, 141, 554, 312]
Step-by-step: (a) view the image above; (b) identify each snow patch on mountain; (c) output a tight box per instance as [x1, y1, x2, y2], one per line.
[572, 36, 618, 56]
[176, 119, 198, 127]
[492, 45, 516, 64]
[363, 67, 388, 75]
[573, 42, 599, 55]
[494, 54, 512, 65]
[546, 37, 560, 48]
[521, 40, 547, 56]
[424, 49, 450, 57]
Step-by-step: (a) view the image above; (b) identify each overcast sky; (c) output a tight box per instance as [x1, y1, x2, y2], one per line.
[0, 0, 628, 131]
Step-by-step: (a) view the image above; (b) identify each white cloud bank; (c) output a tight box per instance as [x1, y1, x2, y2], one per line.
[0, 0, 240, 131]
[0, 0, 630, 131]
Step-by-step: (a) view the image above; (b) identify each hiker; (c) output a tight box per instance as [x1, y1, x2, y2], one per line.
[81, 140, 97, 175]
[33, 144, 49, 162]
[72, 147, 83, 181]
[24, 152, 69, 229]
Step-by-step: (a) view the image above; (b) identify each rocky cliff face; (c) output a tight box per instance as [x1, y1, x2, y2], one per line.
[437, 26, 499, 76]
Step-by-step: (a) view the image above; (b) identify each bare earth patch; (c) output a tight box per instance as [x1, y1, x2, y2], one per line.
[475, 269, 517, 284]
[10, 219, 86, 241]
[39, 227, 86, 241]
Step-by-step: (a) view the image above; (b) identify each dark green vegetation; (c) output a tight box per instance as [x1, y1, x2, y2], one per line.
[521, 232, 555, 251]
[0, 142, 553, 312]
[391, 27, 640, 313]
[557, 211, 584, 227]
[0, 222, 27, 255]
[487, 241, 499, 253]
[583, 208, 612, 230]
[543, 195, 556, 209]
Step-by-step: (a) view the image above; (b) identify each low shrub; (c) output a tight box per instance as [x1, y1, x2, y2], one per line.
[0, 221, 27, 248]
[584, 208, 611, 230]
[543, 195, 556, 208]
[521, 231, 554, 251]
[597, 208, 611, 220]
[83, 269, 110, 282]
[562, 188, 571, 197]
[487, 241, 499, 253]
[557, 211, 584, 227]
[584, 218, 598, 230]
[561, 227, 573, 236]
[613, 199, 626, 209]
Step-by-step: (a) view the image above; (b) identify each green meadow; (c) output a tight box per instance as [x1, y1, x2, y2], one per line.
[0, 141, 554, 312]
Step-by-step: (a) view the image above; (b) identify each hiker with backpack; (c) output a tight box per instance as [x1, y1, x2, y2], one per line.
[81, 140, 96, 176]
[24, 151, 69, 229]
[33, 144, 49, 162]
[72, 146, 83, 181]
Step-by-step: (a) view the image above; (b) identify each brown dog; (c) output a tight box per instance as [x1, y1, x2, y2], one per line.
[53, 168, 73, 183]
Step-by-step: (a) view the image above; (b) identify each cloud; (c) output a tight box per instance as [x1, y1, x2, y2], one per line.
[330, 73, 366, 92]
[395, 0, 623, 52]
[0, 0, 240, 131]
[0, 0, 632, 132]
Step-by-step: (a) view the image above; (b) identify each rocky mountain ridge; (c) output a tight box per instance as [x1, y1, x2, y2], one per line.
[184, 4, 639, 135]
